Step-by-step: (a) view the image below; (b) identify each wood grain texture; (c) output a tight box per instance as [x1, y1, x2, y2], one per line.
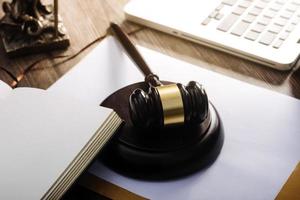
[78, 173, 147, 200]
[275, 162, 300, 200]
[0, 0, 139, 89]
[0, 0, 299, 98]
[0, 0, 299, 199]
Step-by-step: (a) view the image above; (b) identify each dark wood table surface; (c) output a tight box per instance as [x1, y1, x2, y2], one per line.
[0, 0, 299, 199]
[0, 0, 299, 99]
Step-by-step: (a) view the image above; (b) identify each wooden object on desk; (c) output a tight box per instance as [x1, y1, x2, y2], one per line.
[276, 162, 300, 200]
[78, 173, 147, 200]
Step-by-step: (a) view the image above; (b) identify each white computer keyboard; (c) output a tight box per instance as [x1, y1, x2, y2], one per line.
[201, 0, 300, 49]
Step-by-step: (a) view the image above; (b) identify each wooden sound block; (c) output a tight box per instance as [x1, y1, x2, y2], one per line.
[100, 81, 224, 180]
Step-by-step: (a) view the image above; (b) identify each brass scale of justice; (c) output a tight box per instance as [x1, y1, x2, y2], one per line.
[100, 23, 224, 180]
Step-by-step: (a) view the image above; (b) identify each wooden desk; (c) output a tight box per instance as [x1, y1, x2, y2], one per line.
[0, 0, 299, 199]
[0, 0, 299, 99]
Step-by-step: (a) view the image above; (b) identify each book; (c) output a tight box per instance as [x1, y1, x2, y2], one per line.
[0, 82, 122, 200]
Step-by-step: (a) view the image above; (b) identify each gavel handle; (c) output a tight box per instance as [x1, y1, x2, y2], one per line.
[54, 0, 58, 37]
[110, 22, 162, 87]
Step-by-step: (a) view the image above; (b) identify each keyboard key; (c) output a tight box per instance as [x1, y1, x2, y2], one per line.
[222, 0, 238, 6]
[263, 9, 277, 18]
[215, 13, 224, 20]
[273, 39, 284, 48]
[245, 30, 260, 40]
[268, 24, 283, 33]
[252, 23, 266, 33]
[202, 17, 211, 25]
[231, 21, 251, 36]
[249, 7, 263, 16]
[259, 31, 277, 45]
[216, 4, 224, 11]
[274, 17, 288, 26]
[209, 11, 219, 18]
[286, 4, 299, 12]
[285, 24, 296, 32]
[232, 6, 247, 15]
[276, 0, 285, 5]
[243, 14, 257, 23]
[258, 16, 272, 25]
[292, 1, 300, 6]
[217, 13, 239, 31]
[255, 1, 268, 9]
[291, 16, 300, 24]
[280, 11, 294, 19]
[270, 3, 284, 11]
[279, 32, 290, 40]
[238, 1, 252, 8]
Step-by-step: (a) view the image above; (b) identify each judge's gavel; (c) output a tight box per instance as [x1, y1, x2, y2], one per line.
[110, 23, 209, 128]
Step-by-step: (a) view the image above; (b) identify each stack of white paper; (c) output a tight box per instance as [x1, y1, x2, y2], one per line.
[0, 86, 122, 200]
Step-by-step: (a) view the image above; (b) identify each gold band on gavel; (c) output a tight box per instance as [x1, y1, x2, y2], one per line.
[156, 84, 185, 126]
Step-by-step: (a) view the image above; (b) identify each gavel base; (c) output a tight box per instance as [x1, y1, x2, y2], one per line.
[100, 81, 224, 180]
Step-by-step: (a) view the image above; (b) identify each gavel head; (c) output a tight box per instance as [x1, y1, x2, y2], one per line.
[129, 81, 209, 128]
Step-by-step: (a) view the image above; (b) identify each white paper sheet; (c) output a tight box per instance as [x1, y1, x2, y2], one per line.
[0, 80, 12, 100]
[0, 88, 115, 199]
[50, 37, 300, 200]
